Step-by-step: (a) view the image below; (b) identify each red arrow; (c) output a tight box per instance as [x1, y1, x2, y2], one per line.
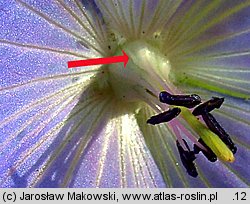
[68, 50, 129, 69]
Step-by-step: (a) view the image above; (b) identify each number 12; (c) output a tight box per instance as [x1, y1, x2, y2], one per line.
[235, 192, 247, 200]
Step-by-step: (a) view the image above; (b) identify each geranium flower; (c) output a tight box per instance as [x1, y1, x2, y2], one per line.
[0, 0, 249, 187]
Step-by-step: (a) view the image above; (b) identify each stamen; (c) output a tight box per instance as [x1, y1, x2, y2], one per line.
[202, 113, 237, 154]
[148, 91, 235, 167]
[147, 108, 181, 125]
[176, 139, 198, 178]
[192, 97, 224, 116]
[159, 91, 201, 108]
[180, 107, 235, 162]
[194, 138, 217, 162]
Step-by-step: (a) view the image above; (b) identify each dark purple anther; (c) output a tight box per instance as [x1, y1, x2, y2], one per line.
[193, 138, 217, 162]
[176, 139, 198, 178]
[202, 113, 237, 154]
[159, 91, 201, 108]
[147, 107, 181, 125]
[192, 97, 224, 116]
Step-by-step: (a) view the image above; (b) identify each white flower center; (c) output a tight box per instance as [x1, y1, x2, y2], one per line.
[107, 40, 171, 103]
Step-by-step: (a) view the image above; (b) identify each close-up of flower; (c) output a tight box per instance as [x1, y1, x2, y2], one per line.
[0, 0, 250, 188]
